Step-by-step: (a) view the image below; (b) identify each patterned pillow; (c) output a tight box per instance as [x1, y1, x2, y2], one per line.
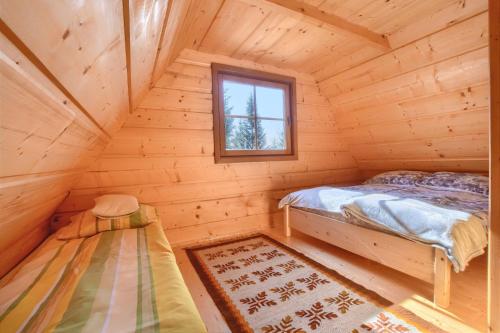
[416, 172, 489, 196]
[57, 204, 159, 240]
[364, 170, 430, 186]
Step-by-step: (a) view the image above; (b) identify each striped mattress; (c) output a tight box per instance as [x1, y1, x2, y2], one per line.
[0, 221, 206, 333]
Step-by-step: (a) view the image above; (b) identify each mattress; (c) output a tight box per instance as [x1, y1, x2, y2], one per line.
[0, 221, 206, 333]
[293, 206, 391, 233]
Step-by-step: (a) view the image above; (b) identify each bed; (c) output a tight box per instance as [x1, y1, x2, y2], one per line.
[279, 171, 489, 308]
[0, 211, 207, 333]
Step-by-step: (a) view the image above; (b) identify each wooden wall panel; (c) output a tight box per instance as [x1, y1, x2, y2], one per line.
[0, 45, 106, 176]
[199, 0, 273, 56]
[150, 0, 191, 84]
[0, 0, 130, 134]
[488, 0, 500, 330]
[0, 0, 126, 275]
[0, 34, 110, 276]
[386, 0, 488, 49]
[319, 12, 490, 173]
[0, 173, 79, 269]
[128, 0, 169, 109]
[174, 0, 224, 52]
[58, 50, 362, 246]
[320, 12, 488, 95]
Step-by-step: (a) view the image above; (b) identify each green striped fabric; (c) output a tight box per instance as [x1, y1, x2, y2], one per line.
[0, 221, 207, 333]
[54, 231, 118, 332]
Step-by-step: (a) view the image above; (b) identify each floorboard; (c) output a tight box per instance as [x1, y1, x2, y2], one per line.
[173, 228, 487, 333]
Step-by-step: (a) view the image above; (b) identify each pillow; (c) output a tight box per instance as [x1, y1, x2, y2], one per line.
[57, 204, 159, 240]
[91, 194, 139, 217]
[364, 170, 430, 186]
[416, 172, 489, 196]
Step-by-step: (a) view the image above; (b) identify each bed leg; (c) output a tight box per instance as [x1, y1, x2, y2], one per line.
[434, 249, 451, 308]
[283, 205, 291, 237]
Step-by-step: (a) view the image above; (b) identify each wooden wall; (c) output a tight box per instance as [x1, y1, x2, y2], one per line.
[57, 49, 362, 246]
[1, 0, 491, 276]
[0, 0, 185, 277]
[319, 9, 490, 174]
[488, 0, 499, 330]
[0, 0, 131, 277]
[0, 32, 111, 277]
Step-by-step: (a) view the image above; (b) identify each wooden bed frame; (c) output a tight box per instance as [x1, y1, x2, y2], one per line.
[283, 205, 452, 308]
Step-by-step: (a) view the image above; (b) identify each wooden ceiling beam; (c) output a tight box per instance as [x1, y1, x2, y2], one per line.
[150, 0, 174, 88]
[241, 0, 391, 51]
[121, 0, 132, 113]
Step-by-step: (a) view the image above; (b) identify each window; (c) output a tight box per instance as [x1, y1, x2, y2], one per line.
[212, 63, 297, 163]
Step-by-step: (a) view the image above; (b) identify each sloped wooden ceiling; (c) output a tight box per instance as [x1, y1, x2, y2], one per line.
[170, 0, 489, 172]
[0, 0, 490, 274]
[175, 0, 485, 77]
[0, 0, 189, 276]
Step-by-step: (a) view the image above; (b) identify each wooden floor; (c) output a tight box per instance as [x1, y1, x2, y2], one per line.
[173, 228, 487, 333]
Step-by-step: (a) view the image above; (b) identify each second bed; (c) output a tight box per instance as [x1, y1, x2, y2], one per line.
[279, 171, 489, 308]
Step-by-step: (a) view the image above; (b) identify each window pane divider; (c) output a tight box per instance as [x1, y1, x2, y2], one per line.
[252, 84, 258, 149]
[225, 115, 284, 121]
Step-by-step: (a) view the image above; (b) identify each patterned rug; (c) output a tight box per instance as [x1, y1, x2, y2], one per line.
[186, 234, 444, 333]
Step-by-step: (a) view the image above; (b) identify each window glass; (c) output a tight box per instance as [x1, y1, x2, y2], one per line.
[225, 118, 256, 150]
[257, 119, 286, 150]
[223, 80, 254, 117]
[256, 86, 285, 119]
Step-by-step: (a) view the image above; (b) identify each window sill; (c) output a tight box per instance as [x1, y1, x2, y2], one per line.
[214, 153, 298, 164]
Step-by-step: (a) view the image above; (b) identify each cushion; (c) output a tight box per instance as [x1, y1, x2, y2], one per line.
[416, 172, 489, 196]
[364, 170, 430, 186]
[91, 194, 139, 217]
[57, 204, 159, 240]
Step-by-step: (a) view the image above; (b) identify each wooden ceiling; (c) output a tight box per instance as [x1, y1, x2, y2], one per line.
[0, 0, 490, 276]
[173, 0, 487, 82]
[0, 0, 486, 135]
